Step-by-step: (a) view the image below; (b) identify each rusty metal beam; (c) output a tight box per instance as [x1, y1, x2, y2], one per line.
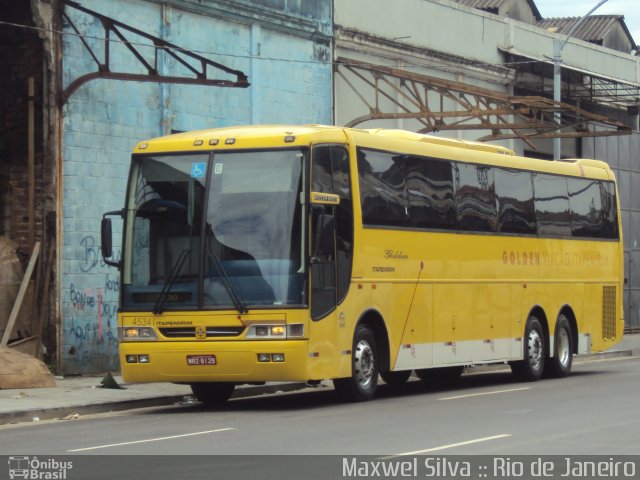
[337, 57, 631, 144]
[479, 130, 628, 141]
[61, 0, 249, 105]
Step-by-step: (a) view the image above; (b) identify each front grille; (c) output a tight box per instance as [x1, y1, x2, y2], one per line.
[159, 327, 245, 338]
[602, 286, 617, 339]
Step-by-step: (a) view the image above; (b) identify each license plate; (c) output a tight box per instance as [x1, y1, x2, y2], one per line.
[186, 355, 217, 366]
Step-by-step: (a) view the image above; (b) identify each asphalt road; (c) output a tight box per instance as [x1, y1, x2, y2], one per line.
[1, 357, 638, 458]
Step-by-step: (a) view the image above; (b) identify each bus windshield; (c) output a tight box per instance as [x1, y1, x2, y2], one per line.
[122, 149, 306, 311]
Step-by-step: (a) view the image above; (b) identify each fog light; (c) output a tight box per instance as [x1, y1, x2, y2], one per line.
[125, 355, 138, 363]
[271, 353, 285, 362]
[138, 354, 150, 363]
[258, 353, 271, 362]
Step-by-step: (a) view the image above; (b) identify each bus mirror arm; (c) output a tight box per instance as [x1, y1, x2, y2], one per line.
[101, 209, 123, 269]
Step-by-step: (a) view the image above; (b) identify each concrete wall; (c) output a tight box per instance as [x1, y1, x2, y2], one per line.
[583, 131, 640, 330]
[334, 0, 517, 148]
[60, 0, 332, 373]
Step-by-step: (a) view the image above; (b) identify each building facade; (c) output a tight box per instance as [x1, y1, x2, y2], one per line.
[1, 0, 332, 373]
[334, 0, 640, 332]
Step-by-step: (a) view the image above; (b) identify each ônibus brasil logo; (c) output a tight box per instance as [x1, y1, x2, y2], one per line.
[8, 456, 73, 480]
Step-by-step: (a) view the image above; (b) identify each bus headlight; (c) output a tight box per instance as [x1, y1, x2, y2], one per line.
[119, 327, 158, 341]
[246, 324, 304, 339]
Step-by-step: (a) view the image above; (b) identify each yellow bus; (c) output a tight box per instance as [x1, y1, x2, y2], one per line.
[101, 125, 624, 403]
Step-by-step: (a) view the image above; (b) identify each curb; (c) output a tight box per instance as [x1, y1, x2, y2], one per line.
[0, 382, 309, 426]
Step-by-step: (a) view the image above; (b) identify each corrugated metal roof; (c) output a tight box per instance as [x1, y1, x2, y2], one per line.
[538, 15, 634, 46]
[453, 0, 542, 21]
[455, 0, 502, 9]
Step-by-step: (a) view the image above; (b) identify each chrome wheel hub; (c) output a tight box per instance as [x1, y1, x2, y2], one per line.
[527, 329, 544, 371]
[354, 339, 374, 387]
[557, 328, 570, 367]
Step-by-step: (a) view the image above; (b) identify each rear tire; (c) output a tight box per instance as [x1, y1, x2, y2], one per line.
[415, 366, 464, 387]
[380, 370, 411, 386]
[334, 324, 378, 402]
[191, 382, 235, 405]
[545, 315, 573, 378]
[511, 315, 545, 381]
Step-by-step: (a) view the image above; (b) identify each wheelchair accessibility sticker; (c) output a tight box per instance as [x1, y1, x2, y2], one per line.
[191, 162, 207, 179]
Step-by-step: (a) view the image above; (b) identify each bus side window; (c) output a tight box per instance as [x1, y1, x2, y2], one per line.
[405, 156, 456, 230]
[494, 168, 536, 234]
[534, 174, 571, 237]
[568, 177, 604, 238]
[453, 163, 497, 233]
[600, 181, 619, 239]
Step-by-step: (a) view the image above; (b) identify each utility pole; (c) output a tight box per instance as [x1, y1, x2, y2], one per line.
[553, 0, 610, 160]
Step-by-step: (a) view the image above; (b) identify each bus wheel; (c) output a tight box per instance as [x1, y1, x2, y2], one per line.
[415, 366, 464, 387]
[334, 324, 378, 401]
[545, 315, 573, 378]
[380, 370, 411, 387]
[190, 382, 235, 405]
[511, 316, 545, 381]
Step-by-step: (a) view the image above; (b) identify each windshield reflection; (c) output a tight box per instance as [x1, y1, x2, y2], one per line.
[122, 150, 306, 311]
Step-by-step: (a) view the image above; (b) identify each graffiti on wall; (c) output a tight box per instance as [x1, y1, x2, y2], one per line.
[63, 235, 121, 373]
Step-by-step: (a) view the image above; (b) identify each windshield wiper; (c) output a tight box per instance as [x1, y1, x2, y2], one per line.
[207, 248, 248, 314]
[153, 249, 189, 315]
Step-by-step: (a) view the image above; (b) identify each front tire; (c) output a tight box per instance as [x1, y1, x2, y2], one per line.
[334, 324, 378, 401]
[191, 382, 235, 405]
[545, 315, 573, 378]
[511, 315, 546, 381]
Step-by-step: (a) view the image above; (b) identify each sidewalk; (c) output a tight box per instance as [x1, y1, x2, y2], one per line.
[1, 334, 638, 425]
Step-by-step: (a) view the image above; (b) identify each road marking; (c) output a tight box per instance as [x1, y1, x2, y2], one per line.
[387, 434, 512, 457]
[439, 387, 530, 401]
[68, 428, 236, 452]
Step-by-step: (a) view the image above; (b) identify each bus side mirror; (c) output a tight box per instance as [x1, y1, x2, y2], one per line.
[101, 210, 123, 269]
[101, 218, 113, 258]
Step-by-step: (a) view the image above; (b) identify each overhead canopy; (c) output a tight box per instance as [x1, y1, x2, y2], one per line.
[337, 57, 632, 147]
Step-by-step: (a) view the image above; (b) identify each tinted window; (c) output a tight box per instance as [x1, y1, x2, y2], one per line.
[454, 163, 497, 232]
[405, 157, 456, 229]
[495, 169, 536, 234]
[358, 149, 407, 226]
[568, 178, 604, 238]
[601, 181, 619, 239]
[534, 174, 571, 237]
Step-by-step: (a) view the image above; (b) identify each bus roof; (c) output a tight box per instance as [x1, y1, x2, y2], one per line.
[133, 124, 614, 181]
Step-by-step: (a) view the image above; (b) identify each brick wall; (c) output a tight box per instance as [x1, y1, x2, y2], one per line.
[0, 3, 45, 262]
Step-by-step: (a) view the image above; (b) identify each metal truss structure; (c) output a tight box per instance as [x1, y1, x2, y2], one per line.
[60, 0, 249, 105]
[336, 57, 631, 147]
